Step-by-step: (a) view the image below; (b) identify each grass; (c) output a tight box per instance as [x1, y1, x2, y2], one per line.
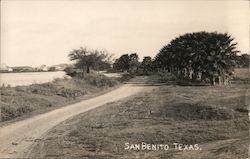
[0, 73, 119, 122]
[117, 72, 136, 82]
[232, 68, 250, 85]
[27, 68, 249, 159]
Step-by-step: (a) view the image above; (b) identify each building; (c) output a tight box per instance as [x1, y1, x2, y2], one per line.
[0, 64, 13, 72]
[12, 66, 34, 72]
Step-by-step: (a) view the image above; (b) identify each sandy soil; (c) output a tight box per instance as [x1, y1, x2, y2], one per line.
[0, 76, 155, 158]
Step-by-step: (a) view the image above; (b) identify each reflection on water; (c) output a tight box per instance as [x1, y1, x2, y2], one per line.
[0, 71, 66, 87]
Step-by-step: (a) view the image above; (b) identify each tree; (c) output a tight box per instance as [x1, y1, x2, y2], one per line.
[113, 54, 130, 71]
[140, 56, 153, 74]
[129, 53, 140, 73]
[68, 47, 112, 77]
[236, 53, 250, 68]
[113, 53, 140, 73]
[154, 32, 239, 85]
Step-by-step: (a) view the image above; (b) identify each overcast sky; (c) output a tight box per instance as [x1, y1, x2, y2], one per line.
[1, 1, 249, 67]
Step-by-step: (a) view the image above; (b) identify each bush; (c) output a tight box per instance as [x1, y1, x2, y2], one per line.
[64, 66, 78, 77]
[56, 88, 86, 98]
[117, 73, 135, 82]
[157, 71, 177, 81]
[28, 83, 58, 96]
[83, 74, 119, 87]
[235, 108, 248, 113]
[1, 104, 34, 122]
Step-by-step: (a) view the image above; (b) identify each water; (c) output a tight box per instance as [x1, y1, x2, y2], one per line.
[0, 71, 67, 87]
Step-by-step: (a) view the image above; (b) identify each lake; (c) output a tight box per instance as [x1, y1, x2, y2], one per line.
[0, 71, 67, 87]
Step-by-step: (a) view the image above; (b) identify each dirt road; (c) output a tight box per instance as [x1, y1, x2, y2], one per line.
[0, 76, 156, 158]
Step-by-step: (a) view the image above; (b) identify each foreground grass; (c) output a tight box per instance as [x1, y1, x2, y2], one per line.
[28, 69, 249, 159]
[0, 73, 119, 123]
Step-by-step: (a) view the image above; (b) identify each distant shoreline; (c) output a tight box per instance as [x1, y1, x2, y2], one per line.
[0, 70, 64, 74]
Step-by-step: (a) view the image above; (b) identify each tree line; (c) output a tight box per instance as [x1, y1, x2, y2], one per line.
[65, 31, 249, 85]
[112, 53, 153, 74]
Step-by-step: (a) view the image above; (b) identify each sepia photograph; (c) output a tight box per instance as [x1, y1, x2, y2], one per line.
[0, 0, 249, 158]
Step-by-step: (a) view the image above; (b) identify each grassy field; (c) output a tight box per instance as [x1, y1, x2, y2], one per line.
[27, 68, 249, 159]
[0, 73, 119, 123]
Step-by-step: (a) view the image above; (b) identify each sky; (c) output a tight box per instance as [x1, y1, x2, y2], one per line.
[1, 0, 249, 67]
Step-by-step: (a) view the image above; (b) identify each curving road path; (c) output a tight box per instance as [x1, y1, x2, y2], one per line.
[0, 76, 156, 158]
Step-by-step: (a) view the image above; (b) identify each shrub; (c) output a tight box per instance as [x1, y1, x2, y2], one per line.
[83, 74, 118, 87]
[64, 66, 78, 77]
[1, 104, 34, 122]
[117, 73, 135, 82]
[56, 88, 86, 98]
[157, 71, 177, 81]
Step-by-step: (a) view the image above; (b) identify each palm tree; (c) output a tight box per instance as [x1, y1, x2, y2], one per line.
[154, 32, 239, 85]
